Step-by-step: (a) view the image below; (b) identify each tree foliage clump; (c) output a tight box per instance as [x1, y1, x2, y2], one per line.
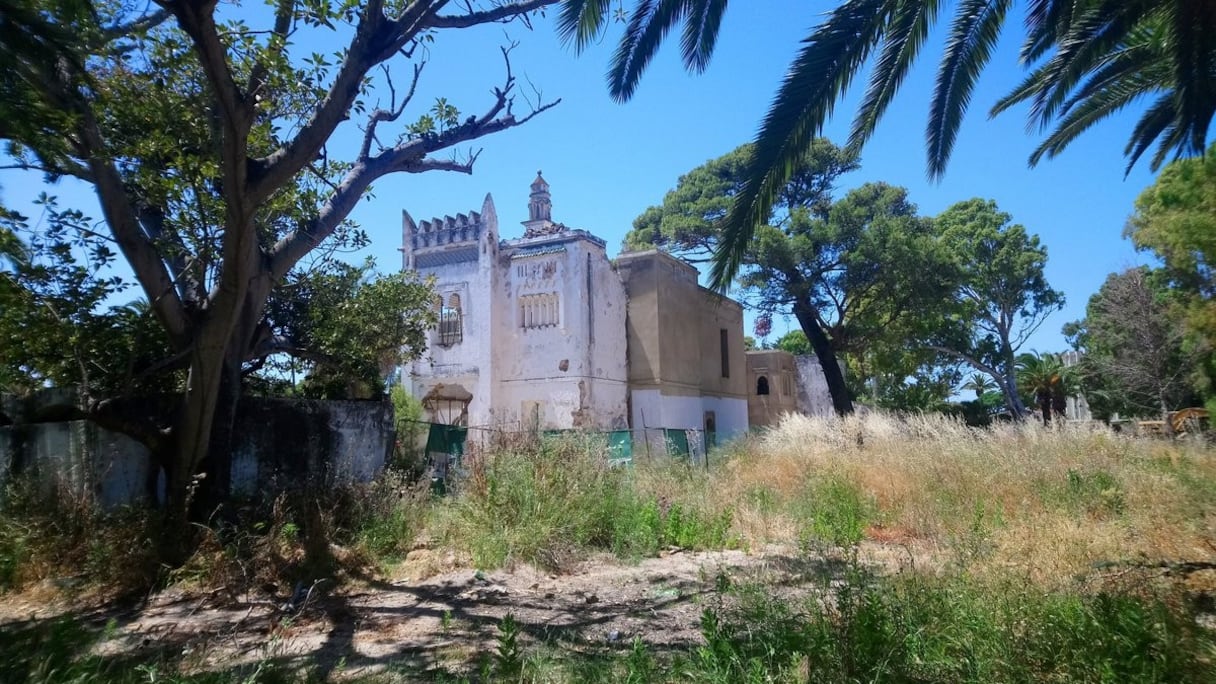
[625, 141, 958, 415]
[1065, 267, 1203, 421]
[929, 199, 1065, 417]
[1, 0, 563, 554]
[1128, 143, 1216, 343]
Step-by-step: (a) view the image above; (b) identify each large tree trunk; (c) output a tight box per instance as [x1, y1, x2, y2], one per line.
[999, 344, 1027, 419]
[162, 246, 268, 561]
[163, 343, 230, 562]
[189, 357, 241, 520]
[998, 376, 1027, 419]
[793, 304, 854, 416]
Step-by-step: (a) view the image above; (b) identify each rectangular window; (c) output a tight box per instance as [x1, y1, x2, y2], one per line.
[782, 374, 793, 397]
[720, 329, 729, 378]
[519, 293, 560, 329]
[438, 308, 462, 346]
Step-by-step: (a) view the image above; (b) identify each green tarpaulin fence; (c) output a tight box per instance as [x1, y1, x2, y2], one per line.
[540, 429, 635, 465]
[606, 430, 633, 464]
[407, 422, 715, 493]
[425, 423, 467, 476]
[663, 428, 690, 458]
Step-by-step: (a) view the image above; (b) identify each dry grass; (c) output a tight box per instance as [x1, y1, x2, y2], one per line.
[634, 412, 1216, 588]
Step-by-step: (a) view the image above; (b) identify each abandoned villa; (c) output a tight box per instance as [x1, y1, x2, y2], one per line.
[400, 172, 834, 441]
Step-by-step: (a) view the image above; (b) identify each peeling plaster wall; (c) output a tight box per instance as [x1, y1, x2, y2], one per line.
[746, 350, 800, 427]
[405, 190, 630, 431]
[794, 355, 838, 417]
[0, 421, 150, 507]
[405, 194, 502, 428]
[403, 184, 759, 435]
[229, 399, 392, 496]
[617, 250, 750, 439]
[493, 232, 629, 430]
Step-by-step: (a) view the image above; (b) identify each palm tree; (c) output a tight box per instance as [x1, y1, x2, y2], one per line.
[559, 0, 1216, 288]
[1016, 351, 1074, 425]
[960, 372, 997, 400]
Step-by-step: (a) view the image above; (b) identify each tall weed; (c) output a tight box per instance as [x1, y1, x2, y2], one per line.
[0, 479, 158, 594]
[432, 434, 735, 570]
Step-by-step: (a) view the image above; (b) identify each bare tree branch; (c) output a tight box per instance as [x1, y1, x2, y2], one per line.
[250, 0, 563, 204]
[268, 87, 559, 280]
[360, 61, 425, 159]
[249, 0, 444, 203]
[101, 8, 172, 42]
[247, 334, 342, 368]
[427, 0, 553, 28]
[69, 77, 191, 346]
[247, 0, 296, 102]
[163, 1, 252, 138]
[0, 161, 94, 182]
[928, 345, 1004, 384]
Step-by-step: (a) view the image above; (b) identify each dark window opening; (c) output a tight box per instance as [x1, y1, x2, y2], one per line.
[720, 329, 730, 378]
[757, 376, 770, 395]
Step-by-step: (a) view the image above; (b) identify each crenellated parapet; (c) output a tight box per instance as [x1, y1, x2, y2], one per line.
[405, 210, 482, 250]
[401, 194, 497, 271]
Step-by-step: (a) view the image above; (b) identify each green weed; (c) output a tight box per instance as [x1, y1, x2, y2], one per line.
[434, 434, 737, 570]
[1059, 467, 1127, 516]
[794, 476, 875, 550]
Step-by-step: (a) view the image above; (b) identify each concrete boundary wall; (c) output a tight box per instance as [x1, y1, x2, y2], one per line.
[0, 393, 393, 508]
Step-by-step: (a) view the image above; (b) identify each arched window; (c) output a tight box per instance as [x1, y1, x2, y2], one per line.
[438, 293, 462, 345]
[756, 376, 770, 396]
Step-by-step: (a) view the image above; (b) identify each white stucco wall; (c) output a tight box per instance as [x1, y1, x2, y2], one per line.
[404, 195, 502, 428]
[490, 232, 629, 430]
[629, 389, 748, 441]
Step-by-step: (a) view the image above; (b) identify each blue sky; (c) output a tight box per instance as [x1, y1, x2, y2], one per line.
[346, 1, 1160, 352]
[3, 1, 1167, 356]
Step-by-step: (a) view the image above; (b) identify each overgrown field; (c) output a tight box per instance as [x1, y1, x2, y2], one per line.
[3, 413, 1216, 682]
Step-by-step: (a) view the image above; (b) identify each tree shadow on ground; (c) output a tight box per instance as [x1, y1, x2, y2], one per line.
[0, 550, 862, 681]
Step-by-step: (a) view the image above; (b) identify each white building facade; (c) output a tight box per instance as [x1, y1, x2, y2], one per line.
[401, 173, 749, 440]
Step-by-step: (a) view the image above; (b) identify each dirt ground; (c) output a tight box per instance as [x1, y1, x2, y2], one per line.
[0, 543, 904, 679]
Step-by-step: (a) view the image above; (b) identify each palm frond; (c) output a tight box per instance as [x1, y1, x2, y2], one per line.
[1149, 119, 1188, 170]
[1123, 93, 1176, 174]
[1024, 0, 1158, 128]
[927, 0, 1012, 180]
[1169, 0, 1216, 155]
[1055, 26, 1165, 115]
[680, 0, 728, 73]
[849, 0, 942, 152]
[1028, 70, 1161, 165]
[1021, 0, 1085, 63]
[989, 62, 1053, 123]
[556, 0, 616, 51]
[711, 0, 891, 290]
[608, 0, 692, 102]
